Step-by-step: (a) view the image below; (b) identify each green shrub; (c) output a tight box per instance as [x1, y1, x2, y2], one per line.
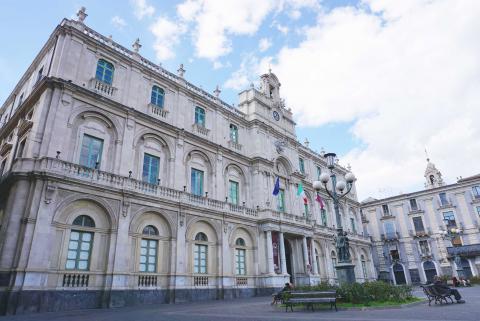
[295, 281, 413, 304]
[469, 276, 480, 284]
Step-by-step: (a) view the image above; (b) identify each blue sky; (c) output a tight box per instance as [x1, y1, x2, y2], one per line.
[1, 0, 479, 199]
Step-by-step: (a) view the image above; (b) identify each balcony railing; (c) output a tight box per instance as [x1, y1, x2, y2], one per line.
[193, 276, 209, 287]
[149, 104, 168, 119]
[381, 232, 399, 241]
[138, 274, 158, 287]
[447, 244, 480, 257]
[192, 123, 210, 136]
[62, 273, 89, 287]
[228, 140, 242, 151]
[11, 158, 261, 219]
[89, 78, 117, 97]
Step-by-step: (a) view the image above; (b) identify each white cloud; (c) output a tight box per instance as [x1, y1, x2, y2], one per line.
[150, 17, 187, 60]
[259, 38, 273, 52]
[257, 0, 480, 199]
[275, 23, 289, 35]
[224, 54, 272, 90]
[131, 0, 155, 20]
[111, 16, 127, 30]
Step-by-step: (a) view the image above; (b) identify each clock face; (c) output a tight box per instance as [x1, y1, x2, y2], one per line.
[273, 111, 280, 121]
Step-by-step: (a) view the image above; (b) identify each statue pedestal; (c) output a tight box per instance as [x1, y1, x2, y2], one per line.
[336, 262, 356, 284]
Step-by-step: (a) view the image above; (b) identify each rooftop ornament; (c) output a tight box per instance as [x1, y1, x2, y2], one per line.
[132, 38, 142, 53]
[76, 7, 87, 23]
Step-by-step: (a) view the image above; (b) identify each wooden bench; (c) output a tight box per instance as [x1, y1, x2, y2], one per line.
[284, 290, 338, 312]
[421, 285, 454, 306]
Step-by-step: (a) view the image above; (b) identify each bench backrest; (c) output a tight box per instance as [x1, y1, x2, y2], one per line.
[428, 285, 449, 296]
[288, 291, 337, 298]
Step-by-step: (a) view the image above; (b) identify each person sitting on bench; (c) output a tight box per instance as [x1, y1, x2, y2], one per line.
[271, 283, 292, 305]
[433, 275, 465, 304]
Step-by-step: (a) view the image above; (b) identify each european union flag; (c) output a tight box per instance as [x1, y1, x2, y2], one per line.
[272, 177, 280, 196]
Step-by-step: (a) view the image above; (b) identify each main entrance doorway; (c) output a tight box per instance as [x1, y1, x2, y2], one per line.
[393, 263, 406, 285]
[284, 239, 294, 283]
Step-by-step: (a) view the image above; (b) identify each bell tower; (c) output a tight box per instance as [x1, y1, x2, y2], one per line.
[424, 158, 444, 189]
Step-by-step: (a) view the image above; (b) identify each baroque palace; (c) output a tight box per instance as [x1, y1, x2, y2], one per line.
[0, 9, 373, 314]
[362, 159, 480, 285]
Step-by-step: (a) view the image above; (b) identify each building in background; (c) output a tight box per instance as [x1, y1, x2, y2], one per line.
[0, 8, 373, 315]
[362, 158, 480, 285]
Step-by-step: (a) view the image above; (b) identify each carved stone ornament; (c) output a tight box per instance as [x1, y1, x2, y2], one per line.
[44, 182, 57, 204]
[274, 139, 287, 154]
[179, 213, 186, 227]
[122, 200, 130, 218]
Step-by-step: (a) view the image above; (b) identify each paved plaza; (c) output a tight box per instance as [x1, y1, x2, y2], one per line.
[1, 287, 479, 321]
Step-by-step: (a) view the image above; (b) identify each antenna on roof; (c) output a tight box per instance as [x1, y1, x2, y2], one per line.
[424, 147, 429, 162]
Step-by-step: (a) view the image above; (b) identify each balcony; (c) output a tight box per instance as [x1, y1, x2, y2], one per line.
[192, 123, 210, 136]
[381, 232, 399, 241]
[408, 205, 424, 215]
[89, 78, 117, 97]
[472, 193, 480, 204]
[414, 228, 430, 238]
[228, 140, 242, 151]
[148, 104, 169, 119]
[447, 244, 480, 257]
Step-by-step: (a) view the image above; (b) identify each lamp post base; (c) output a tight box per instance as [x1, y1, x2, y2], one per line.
[336, 262, 356, 284]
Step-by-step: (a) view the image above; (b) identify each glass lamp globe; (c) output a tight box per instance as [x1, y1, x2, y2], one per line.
[336, 180, 346, 191]
[313, 180, 323, 191]
[345, 172, 355, 183]
[319, 172, 330, 184]
[324, 152, 337, 169]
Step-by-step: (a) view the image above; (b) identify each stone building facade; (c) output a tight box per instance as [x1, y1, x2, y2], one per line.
[362, 159, 480, 285]
[0, 11, 373, 314]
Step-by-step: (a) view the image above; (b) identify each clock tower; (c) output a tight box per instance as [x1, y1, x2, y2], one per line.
[238, 70, 296, 139]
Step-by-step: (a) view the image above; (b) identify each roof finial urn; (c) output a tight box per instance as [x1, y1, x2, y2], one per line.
[177, 64, 186, 78]
[76, 7, 87, 23]
[132, 38, 142, 53]
[213, 85, 221, 98]
[304, 138, 309, 148]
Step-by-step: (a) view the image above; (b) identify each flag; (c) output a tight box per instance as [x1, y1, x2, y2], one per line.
[297, 183, 308, 205]
[272, 177, 280, 196]
[316, 193, 325, 210]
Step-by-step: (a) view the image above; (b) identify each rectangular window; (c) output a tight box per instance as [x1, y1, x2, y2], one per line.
[439, 192, 449, 206]
[332, 258, 337, 277]
[195, 107, 206, 127]
[65, 230, 93, 270]
[382, 204, 390, 216]
[18, 93, 24, 107]
[390, 249, 400, 260]
[79, 134, 104, 169]
[235, 248, 246, 275]
[229, 124, 238, 143]
[191, 168, 204, 196]
[278, 189, 285, 212]
[321, 209, 327, 226]
[350, 218, 356, 233]
[229, 180, 239, 205]
[443, 211, 457, 228]
[194, 244, 207, 274]
[299, 158, 305, 174]
[473, 186, 480, 198]
[384, 221, 396, 239]
[139, 239, 158, 273]
[16, 140, 25, 158]
[412, 216, 425, 234]
[36, 67, 44, 84]
[0, 159, 6, 176]
[361, 261, 367, 279]
[419, 240, 430, 255]
[304, 203, 308, 217]
[409, 198, 418, 211]
[316, 166, 322, 180]
[142, 153, 160, 184]
[476, 206, 480, 216]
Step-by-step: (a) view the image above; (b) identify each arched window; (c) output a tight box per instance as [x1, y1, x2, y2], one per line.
[235, 238, 245, 246]
[229, 124, 238, 143]
[95, 59, 114, 85]
[151, 86, 165, 108]
[73, 215, 95, 228]
[331, 251, 337, 278]
[429, 175, 435, 185]
[194, 232, 208, 274]
[361, 255, 367, 279]
[140, 225, 158, 273]
[142, 225, 158, 236]
[235, 238, 246, 275]
[66, 215, 95, 271]
[423, 260, 437, 284]
[195, 106, 206, 127]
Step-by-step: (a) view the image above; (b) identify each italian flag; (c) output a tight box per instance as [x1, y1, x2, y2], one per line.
[297, 183, 308, 205]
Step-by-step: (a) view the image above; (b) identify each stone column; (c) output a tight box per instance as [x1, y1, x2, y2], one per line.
[302, 236, 309, 274]
[266, 231, 274, 274]
[311, 238, 319, 275]
[279, 232, 287, 274]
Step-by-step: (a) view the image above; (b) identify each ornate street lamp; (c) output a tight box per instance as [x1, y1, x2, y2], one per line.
[440, 228, 464, 279]
[313, 152, 356, 284]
